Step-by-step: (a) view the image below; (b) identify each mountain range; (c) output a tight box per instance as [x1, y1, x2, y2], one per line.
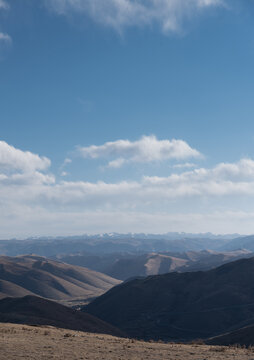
[0, 233, 242, 257]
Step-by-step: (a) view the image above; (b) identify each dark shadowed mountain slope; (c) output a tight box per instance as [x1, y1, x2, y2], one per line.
[85, 256, 254, 341]
[0, 295, 124, 337]
[0, 255, 121, 304]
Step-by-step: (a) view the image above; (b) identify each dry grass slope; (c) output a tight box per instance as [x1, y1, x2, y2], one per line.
[0, 323, 254, 360]
[0, 255, 121, 305]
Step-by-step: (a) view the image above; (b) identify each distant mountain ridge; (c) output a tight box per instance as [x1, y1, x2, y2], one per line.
[0, 232, 244, 257]
[23, 232, 241, 241]
[219, 235, 254, 252]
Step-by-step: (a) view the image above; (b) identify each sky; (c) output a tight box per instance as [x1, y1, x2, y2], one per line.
[1, 0, 254, 238]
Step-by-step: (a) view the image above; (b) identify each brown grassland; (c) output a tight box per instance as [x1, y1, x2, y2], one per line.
[0, 323, 254, 359]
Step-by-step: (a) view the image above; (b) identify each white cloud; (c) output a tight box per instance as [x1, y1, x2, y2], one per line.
[63, 158, 72, 165]
[0, 2, 11, 45]
[173, 162, 197, 169]
[107, 158, 126, 168]
[45, 0, 224, 33]
[0, 0, 9, 10]
[0, 141, 51, 172]
[78, 135, 201, 167]
[0, 33, 11, 43]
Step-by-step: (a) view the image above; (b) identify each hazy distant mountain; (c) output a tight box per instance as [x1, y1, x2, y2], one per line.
[57, 249, 253, 280]
[0, 255, 121, 305]
[0, 232, 241, 257]
[0, 295, 124, 337]
[85, 256, 254, 341]
[25, 232, 241, 241]
[219, 235, 254, 252]
[57, 253, 187, 280]
[54, 253, 129, 274]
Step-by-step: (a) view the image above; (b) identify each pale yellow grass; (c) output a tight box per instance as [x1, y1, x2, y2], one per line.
[0, 323, 253, 360]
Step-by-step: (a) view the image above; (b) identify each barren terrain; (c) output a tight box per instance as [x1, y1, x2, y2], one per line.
[0, 255, 121, 306]
[0, 323, 254, 360]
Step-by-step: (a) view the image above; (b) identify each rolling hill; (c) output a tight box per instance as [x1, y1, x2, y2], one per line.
[85, 256, 254, 341]
[0, 255, 121, 305]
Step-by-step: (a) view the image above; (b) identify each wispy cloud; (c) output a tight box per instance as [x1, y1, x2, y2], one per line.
[77, 135, 202, 168]
[45, 0, 224, 33]
[0, 32, 11, 43]
[173, 162, 197, 169]
[0, 0, 9, 10]
[0, 1, 11, 44]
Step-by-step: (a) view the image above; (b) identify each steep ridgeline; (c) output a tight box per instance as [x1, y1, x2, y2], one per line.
[0, 255, 121, 305]
[85, 257, 254, 342]
[0, 295, 124, 337]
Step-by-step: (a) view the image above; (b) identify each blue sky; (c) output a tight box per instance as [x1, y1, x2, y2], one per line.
[1, 0, 254, 238]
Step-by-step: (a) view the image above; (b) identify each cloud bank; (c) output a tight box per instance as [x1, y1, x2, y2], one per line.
[78, 135, 201, 168]
[1, 141, 254, 207]
[45, 0, 224, 33]
[2, 139, 254, 237]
